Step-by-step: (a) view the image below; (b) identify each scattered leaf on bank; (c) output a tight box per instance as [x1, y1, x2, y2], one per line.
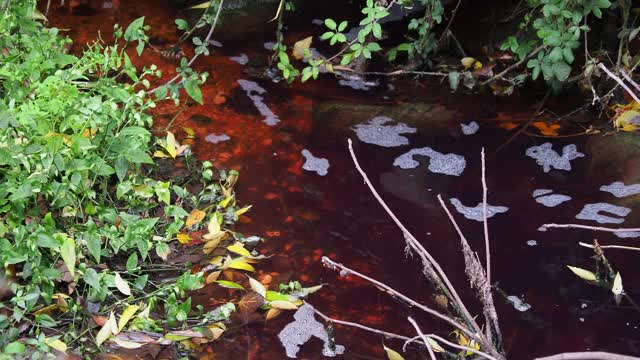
[186, 209, 206, 227]
[265, 308, 282, 321]
[248, 277, 266, 298]
[531, 121, 561, 136]
[177, 233, 192, 244]
[115, 273, 132, 296]
[96, 312, 118, 346]
[238, 291, 266, 315]
[112, 337, 143, 349]
[118, 305, 139, 332]
[183, 127, 195, 138]
[227, 259, 255, 272]
[45, 338, 67, 353]
[614, 109, 640, 131]
[165, 132, 177, 158]
[383, 345, 404, 360]
[216, 280, 245, 290]
[235, 205, 252, 216]
[567, 266, 597, 282]
[228, 244, 251, 257]
[206, 271, 221, 284]
[269, 300, 298, 310]
[293, 36, 313, 60]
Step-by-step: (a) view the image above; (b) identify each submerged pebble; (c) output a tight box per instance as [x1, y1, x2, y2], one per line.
[278, 305, 345, 358]
[525, 143, 584, 173]
[449, 198, 509, 221]
[394, 147, 466, 176]
[600, 181, 640, 198]
[461, 121, 479, 135]
[237, 79, 280, 126]
[205, 133, 230, 144]
[507, 296, 532, 312]
[301, 149, 329, 176]
[532, 189, 571, 207]
[229, 53, 249, 65]
[352, 116, 416, 147]
[575, 203, 631, 224]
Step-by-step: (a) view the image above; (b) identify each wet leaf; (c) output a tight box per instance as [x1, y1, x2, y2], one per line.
[118, 305, 139, 332]
[614, 110, 640, 131]
[227, 259, 255, 272]
[269, 300, 298, 310]
[227, 244, 251, 257]
[112, 337, 143, 349]
[165, 131, 177, 159]
[235, 205, 252, 216]
[265, 308, 282, 321]
[186, 209, 206, 227]
[203, 237, 224, 254]
[177, 233, 192, 244]
[461, 57, 476, 68]
[45, 338, 67, 353]
[238, 291, 265, 315]
[206, 271, 221, 284]
[248, 277, 266, 298]
[216, 280, 245, 290]
[383, 345, 404, 360]
[219, 195, 234, 208]
[115, 272, 132, 296]
[265, 290, 290, 302]
[567, 266, 597, 282]
[612, 272, 623, 295]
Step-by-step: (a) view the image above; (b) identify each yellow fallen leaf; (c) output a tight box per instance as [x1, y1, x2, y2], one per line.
[45, 338, 67, 353]
[227, 244, 251, 257]
[165, 131, 177, 159]
[183, 127, 195, 138]
[177, 233, 192, 244]
[96, 312, 118, 346]
[118, 305, 139, 332]
[383, 345, 404, 360]
[567, 266, 597, 282]
[219, 195, 234, 208]
[615, 109, 640, 131]
[203, 237, 225, 254]
[293, 36, 313, 60]
[205, 271, 221, 284]
[461, 57, 476, 68]
[227, 260, 255, 272]
[113, 337, 143, 349]
[235, 205, 252, 217]
[186, 209, 206, 227]
[153, 150, 171, 158]
[269, 300, 298, 310]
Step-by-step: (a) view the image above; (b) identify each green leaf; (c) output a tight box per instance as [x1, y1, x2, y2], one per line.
[215, 280, 245, 290]
[154, 181, 171, 205]
[83, 268, 101, 290]
[552, 62, 571, 81]
[60, 236, 76, 277]
[549, 47, 563, 63]
[562, 47, 574, 64]
[175, 19, 189, 30]
[372, 23, 382, 39]
[5, 342, 25, 354]
[124, 17, 145, 41]
[126, 253, 138, 271]
[338, 21, 348, 32]
[383, 345, 404, 360]
[324, 18, 337, 30]
[115, 157, 129, 182]
[320, 31, 334, 41]
[184, 79, 203, 105]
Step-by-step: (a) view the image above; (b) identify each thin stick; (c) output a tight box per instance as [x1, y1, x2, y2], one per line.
[481, 45, 546, 86]
[407, 317, 436, 360]
[481, 147, 491, 285]
[541, 223, 640, 233]
[403, 334, 497, 360]
[535, 351, 640, 360]
[620, 71, 640, 94]
[579, 242, 640, 252]
[321, 257, 478, 342]
[347, 139, 490, 351]
[598, 63, 640, 105]
[439, 0, 463, 42]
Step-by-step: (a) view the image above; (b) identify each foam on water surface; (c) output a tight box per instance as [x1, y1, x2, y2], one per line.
[525, 143, 584, 172]
[278, 305, 345, 358]
[575, 203, 631, 224]
[526, 240, 538, 246]
[208, 39, 223, 47]
[461, 121, 479, 135]
[449, 198, 509, 221]
[532, 189, 571, 207]
[205, 133, 230, 144]
[301, 149, 329, 176]
[237, 79, 280, 126]
[229, 53, 249, 65]
[600, 181, 640, 198]
[352, 116, 416, 147]
[394, 147, 466, 176]
[615, 231, 640, 238]
[507, 296, 532, 312]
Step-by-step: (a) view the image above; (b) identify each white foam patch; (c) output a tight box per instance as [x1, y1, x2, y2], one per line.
[278, 305, 345, 358]
[575, 203, 631, 224]
[205, 133, 230, 144]
[237, 79, 280, 126]
[461, 121, 479, 135]
[449, 198, 509, 221]
[301, 149, 329, 176]
[229, 53, 249, 65]
[338, 78, 378, 91]
[600, 181, 640, 198]
[532, 189, 572, 207]
[615, 231, 640, 238]
[507, 296, 532, 312]
[264, 41, 276, 50]
[208, 40, 223, 47]
[526, 240, 538, 246]
[394, 147, 466, 176]
[525, 143, 584, 173]
[311, 19, 324, 25]
[353, 116, 416, 147]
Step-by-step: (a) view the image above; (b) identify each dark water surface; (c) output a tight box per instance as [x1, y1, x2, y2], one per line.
[45, 1, 640, 358]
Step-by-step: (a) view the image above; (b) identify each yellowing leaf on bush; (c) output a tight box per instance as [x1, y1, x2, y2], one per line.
[165, 131, 177, 158]
[567, 266, 597, 282]
[269, 300, 298, 310]
[612, 272, 623, 295]
[118, 305, 139, 332]
[45, 338, 67, 353]
[219, 195, 234, 208]
[227, 244, 251, 257]
[189, 1, 210, 9]
[383, 346, 404, 360]
[177, 233, 192, 244]
[186, 209, 206, 227]
[293, 36, 312, 60]
[427, 338, 445, 352]
[614, 109, 640, 131]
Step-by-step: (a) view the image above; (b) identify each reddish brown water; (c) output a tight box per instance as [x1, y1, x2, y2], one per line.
[45, 1, 640, 359]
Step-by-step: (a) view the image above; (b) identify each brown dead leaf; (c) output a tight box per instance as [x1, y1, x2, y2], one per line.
[238, 291, 265, 317]
[186, 209, 206, 228]
[205, 271, 221, 284]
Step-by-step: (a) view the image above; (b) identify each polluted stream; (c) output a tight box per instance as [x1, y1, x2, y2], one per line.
[47, 1, 640, 358]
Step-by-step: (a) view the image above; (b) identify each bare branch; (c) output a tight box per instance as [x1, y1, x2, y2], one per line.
[407, 317, 436, 360]
[535, 351, 640, 360]
[620, 70, 640, 94]
[579, 242, 640, 252]
[481, 45, 546, 86]
[541, 223, 640, 233]
[481, 147, 491, 286]
[598, 63, 640, 105]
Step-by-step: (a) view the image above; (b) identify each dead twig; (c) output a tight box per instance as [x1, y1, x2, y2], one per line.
[481, 45, 546, 86]
[407, 317, 436, 360]
[579, 242, 640, 252]
[598, 63, 640, 105]
[620, 70, 640, 94]
[541, 223, 640, 233]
